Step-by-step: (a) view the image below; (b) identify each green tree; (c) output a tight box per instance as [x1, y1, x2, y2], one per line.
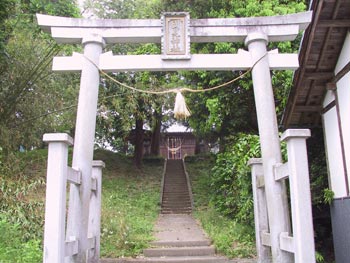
[0, 0, 81, 153]
[86, 0, 177, 167]
[178, 0, 306, 147]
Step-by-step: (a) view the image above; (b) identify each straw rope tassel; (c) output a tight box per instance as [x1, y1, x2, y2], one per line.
[174, 90, 191, 120]
[81, 53, 267, 121]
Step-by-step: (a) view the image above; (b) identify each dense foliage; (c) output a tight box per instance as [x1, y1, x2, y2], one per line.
[0, 1, 81, 261]
[0, 217, 42, 263]
[0, 148, 164, 261]
[0, 0, 80, 153]
[0, 148, 46, 262]
[186, 155, 256, 258]
[210, 134, 260, 225]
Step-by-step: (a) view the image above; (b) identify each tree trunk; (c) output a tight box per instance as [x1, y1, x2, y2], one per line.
[195, 138, 201, 155]
[151, 110, 162, 156]
[134, 118, 144, 169]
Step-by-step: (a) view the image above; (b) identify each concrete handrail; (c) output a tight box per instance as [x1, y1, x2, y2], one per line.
[182, 158, 194, 211]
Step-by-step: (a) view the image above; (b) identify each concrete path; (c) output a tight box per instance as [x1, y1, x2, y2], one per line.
[101, 213, 256, 263]
[152, 214, 209, 245]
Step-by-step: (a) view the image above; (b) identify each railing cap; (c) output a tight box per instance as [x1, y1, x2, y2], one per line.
[247, 158, 263, 166]
[43, 133, 73, 145]
[92, 160, 105, 168]
[281, 129, 311, 142]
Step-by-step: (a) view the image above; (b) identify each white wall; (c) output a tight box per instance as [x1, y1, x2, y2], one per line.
[335, 32, 350, 193]
[323, 104, 347, 197]
[322, 32, 350, 198]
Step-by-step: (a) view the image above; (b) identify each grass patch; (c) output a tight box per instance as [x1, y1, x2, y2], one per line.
[185, 155, 256, 259]
[88, 150, 164, 258]
[0, 148, 164, 261]
[0, 217, 42, 263]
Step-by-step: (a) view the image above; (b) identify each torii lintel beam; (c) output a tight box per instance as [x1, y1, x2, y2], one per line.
[52, 51, 299, 72]
[36, 11, 312, 44]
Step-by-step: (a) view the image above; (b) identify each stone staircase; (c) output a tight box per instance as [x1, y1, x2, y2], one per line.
[101, 159, 256, 263]
[141, 214, 230, 263]
[161, 159, 192, 214]
[137, 160, 229, 262]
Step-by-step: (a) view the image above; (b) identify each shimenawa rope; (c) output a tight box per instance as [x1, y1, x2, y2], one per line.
[83, 53, 267, 119]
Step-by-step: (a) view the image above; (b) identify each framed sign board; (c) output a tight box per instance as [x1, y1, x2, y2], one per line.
[161, 12, 190, 60]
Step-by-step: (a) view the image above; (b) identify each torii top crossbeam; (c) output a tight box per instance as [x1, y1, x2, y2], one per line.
[37, 12, 311, 44]
[36, 12, 311, 73]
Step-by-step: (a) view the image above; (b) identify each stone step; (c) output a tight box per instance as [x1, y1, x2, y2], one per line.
[164, 186, 187, 188]
[163, 187, 187, 190]
[161, 210, 192, 214]
[150, 240, 211, 248]
[161, 207, 192, 210]
[101, 257, 255, 263]
[163, 191, 190, 194]
[162, 200, 191, 204]
[144, 246, 215, 257]
[163, 183, 187, 185]
[161, 204, 191, 208]
[161, 201, 191, 205]
[161, 208, 192, 212]
[163, 192, 190, 195]
[161, 209, 192, 212]
[162, 196, 191, 199]
[163, 196, 190, 198]
[162, 197, 190, 199]
[163, 193, 190, 196]
[161, 208, 192, 211]
[162, 199, 190, 202]
[163, 190, 188, 192]
[163, 184, 188, 187]
[162, 196, 190, 199]
[164, 183, 187, 186]
[119, 256, 229, 263]
[163, 194, 190, 196]
[162, 202, 191, 204]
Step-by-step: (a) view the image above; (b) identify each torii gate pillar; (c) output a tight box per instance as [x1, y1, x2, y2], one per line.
[66, 34, 105, 262]
[246, 33, 292, 262]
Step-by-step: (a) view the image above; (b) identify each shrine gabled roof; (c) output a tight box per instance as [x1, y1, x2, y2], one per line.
[282, 0, 350, 129]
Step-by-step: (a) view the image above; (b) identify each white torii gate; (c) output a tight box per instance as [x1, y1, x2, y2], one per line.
[37, 11, 314, 263]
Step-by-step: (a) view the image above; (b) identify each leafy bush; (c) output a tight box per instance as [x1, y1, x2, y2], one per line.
[0, 150, 46, 241]
[210, 133, 260, 226]
[0, 217, 42, 263]
[185, 154, 255, 258]
[0, 149, 45, 262]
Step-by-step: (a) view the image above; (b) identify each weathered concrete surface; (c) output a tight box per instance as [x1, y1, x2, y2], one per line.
[100, 214, 257, 263]
[36, 12, 311, 43]
[152, 214, 208, 243]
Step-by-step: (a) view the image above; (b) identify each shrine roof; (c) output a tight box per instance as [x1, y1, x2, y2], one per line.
[282, 0, 350, 129]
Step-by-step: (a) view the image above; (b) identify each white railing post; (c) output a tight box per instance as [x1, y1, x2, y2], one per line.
[248, 158, 272, 263]
[280, 129, 315, 263]
[87, 160, 105, 263]
[42, 133, 73, 263]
